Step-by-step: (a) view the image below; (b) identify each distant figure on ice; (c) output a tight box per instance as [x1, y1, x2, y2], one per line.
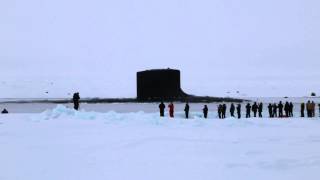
[301, 103, 305, 117]
[252, 102, 258, 117]
[306, 101, 312, 117]
[289, 102, 294, 117]
[73, 92, 80, 110]
[222, 104, 227, 119]
[184, 102, 190, 119]
[168, 102, 174, 118]
[203, 105, 208, 119]
[246, 103, 251, 118]
[273, 103, 278, 117]
[318, 104, 320, 117]
[311, 101, 316, 117]
[159, 101, 165, 117]
[278, 101, 284, 117]
[1, 109, 8, 114]
[258, 103, 263, 118]
[218, 104, 223, 119]
[236, 104, 241, 119]
[230, 103, 235, 117]
[284, 102, 290, 117]
[268, 103, 273, 118]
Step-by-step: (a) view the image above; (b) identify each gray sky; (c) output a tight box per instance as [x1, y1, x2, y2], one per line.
[0, 0, 319, 98]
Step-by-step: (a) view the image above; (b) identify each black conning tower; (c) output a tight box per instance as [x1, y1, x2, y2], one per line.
[137, 69, 188, 101]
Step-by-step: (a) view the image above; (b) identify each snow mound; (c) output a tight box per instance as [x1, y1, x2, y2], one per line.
[31, 105, 320, 129]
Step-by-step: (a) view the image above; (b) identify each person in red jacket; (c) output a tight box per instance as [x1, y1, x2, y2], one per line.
[168, 102, 174, 118]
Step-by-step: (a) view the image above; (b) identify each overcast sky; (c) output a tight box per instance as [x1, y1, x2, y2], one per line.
[0, 0, 319, 98]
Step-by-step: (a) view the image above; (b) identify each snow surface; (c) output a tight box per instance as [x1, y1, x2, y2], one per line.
[1, 105, 320, 180]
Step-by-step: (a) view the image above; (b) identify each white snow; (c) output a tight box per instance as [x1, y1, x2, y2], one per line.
[1, 105, 320, 180]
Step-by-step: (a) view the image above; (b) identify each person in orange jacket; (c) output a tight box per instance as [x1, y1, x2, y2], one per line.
[168, 102, 174, 118]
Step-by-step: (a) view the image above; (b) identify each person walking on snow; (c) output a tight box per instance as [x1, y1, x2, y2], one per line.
[168, 102, 174, 118]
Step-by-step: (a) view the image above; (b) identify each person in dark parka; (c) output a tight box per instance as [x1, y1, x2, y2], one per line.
[318, 104, 320, 117]
[268, 103, 273, 118]
[222, 104, 227, 119]
[246, 103, 251, 118]
[273, 103, 278, 117]
[73, 92, 80, 110]
[258, 102, 263, 118]
[203, 105, 208, 119]
[218, 104, 222, 119]
[236, 104, 241, 119]
[252, 102, 258, 117]
[1, 109, 8, 114]
[301, 103, 305, 117]
[278, 101, 284, 117]
[159, 101, 165, 117]
[230, 103, 235, 117]
[289, 102, 294, 117]
[184, 102, 190, 119]
[284, 102, 290, 117]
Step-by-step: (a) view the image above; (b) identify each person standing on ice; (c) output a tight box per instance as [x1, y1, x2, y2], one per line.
[284, 102, 290, 117]
[72, 92, 80, 110]
[168, 102, 174, 118]
[252, 102, 258, 117]
[236, 104, 241, 119]
[311, 101, 316, 117]
[301, 103, 305, 117]
[289, 102, 294, 117]
[268, 103, 273, 118]
[246, 103, 251, 118]
[272, 103, 278, 117]
[306, 101, 312, 117]
[184, 102, 190, 119]
[258, 103, 263, 118]
[203, 105, 208, 119]
[278, 101, 284, 117]
[318, 104, 320, 117]
[222, 104, 227, 119]
[230, 103, 235, 117]
[218, 104, 222, 119]
[159, 101, 166, 117]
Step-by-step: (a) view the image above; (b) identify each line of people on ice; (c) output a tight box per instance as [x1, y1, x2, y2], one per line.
[72, 93, 320, 119]
[158, 101, 320, 119]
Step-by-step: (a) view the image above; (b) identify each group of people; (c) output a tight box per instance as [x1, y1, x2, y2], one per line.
[301, 101, 318, 118]
[159, 101, 209, 119]
[158, 101, 320, 119]
[266, 101, 294, 118]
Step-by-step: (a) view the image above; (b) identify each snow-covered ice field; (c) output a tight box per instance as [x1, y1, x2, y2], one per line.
[1, 105, 320, 180]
